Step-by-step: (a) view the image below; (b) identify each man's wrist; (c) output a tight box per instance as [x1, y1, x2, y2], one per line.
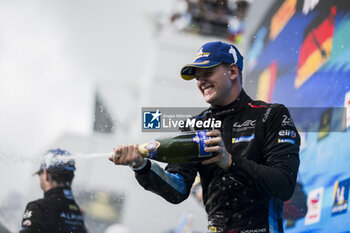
[132, 159, 147, 171]
[223, 152, 232, 170]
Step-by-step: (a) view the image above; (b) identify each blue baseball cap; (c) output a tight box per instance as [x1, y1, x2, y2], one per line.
[33, 148, 76, 175]
[180, 41, 244, 80]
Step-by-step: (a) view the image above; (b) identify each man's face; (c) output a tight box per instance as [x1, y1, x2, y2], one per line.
[195, 64, 234, 106]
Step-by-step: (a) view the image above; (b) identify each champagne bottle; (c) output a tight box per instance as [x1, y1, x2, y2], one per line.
[138, 130, 214, 163]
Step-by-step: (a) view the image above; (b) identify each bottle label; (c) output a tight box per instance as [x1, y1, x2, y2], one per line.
[192, 130, 211, 157]
[144, 141, 161, 159]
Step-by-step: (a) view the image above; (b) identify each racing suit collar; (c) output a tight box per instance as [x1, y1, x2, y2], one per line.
[210, 89, 250, 117]
[44, 186, 71, 198]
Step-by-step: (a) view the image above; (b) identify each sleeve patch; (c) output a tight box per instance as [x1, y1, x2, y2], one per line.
[281, 114, 295, 127]
[278, 130, 297, 138]
[23, 210, 32, 219]
[278, 138, 295, 144]
[22, 219, 32, 226]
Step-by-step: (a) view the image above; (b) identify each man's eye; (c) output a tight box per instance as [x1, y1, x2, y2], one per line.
[205, 71, 212, 77]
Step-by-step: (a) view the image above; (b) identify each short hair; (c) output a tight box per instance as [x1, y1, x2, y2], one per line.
[47, 170, 74, 186]
[238, 69, 243, 84]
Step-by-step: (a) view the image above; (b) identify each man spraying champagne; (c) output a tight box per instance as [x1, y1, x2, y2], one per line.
[109, 41, 300, 233]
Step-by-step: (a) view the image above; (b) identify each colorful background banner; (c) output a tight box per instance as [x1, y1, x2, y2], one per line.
[245, 0, 350, 231]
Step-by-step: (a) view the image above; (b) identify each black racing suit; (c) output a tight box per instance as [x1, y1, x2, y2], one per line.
[134, 90, 300, 233]
[20, 187, 87, 233]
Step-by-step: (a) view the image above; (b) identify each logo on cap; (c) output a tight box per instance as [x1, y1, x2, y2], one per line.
[195, 48, 210, 60]
[229, 47, 237, 63]
[180, 41, 244, 80]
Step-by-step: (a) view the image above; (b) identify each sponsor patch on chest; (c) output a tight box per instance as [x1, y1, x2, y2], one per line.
[232, 134, 255, 143]
[232, 120, 256, 132]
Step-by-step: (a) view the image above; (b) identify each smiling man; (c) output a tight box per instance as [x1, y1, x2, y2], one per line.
[110, 41, 300, 233]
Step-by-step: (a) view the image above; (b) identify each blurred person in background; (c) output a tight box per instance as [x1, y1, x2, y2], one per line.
[20, 149, 87, 233]
[110, 41, 300, 233]
[169, 0, 250, 42]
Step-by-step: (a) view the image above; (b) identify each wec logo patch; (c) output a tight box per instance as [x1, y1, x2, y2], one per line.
[233, 120, 256, 128]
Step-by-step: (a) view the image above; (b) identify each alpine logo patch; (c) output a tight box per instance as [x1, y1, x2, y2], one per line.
[278, 138, 295, 144]
[232, 134, 255, 143]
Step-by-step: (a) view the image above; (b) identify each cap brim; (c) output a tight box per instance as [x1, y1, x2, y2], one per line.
[180, 61, 222, 80]
[32, 170, 41, 176]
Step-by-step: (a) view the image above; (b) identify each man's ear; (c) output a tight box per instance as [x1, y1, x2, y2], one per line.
[229, 64, 239, 81]
[43, 169, 50, 182]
